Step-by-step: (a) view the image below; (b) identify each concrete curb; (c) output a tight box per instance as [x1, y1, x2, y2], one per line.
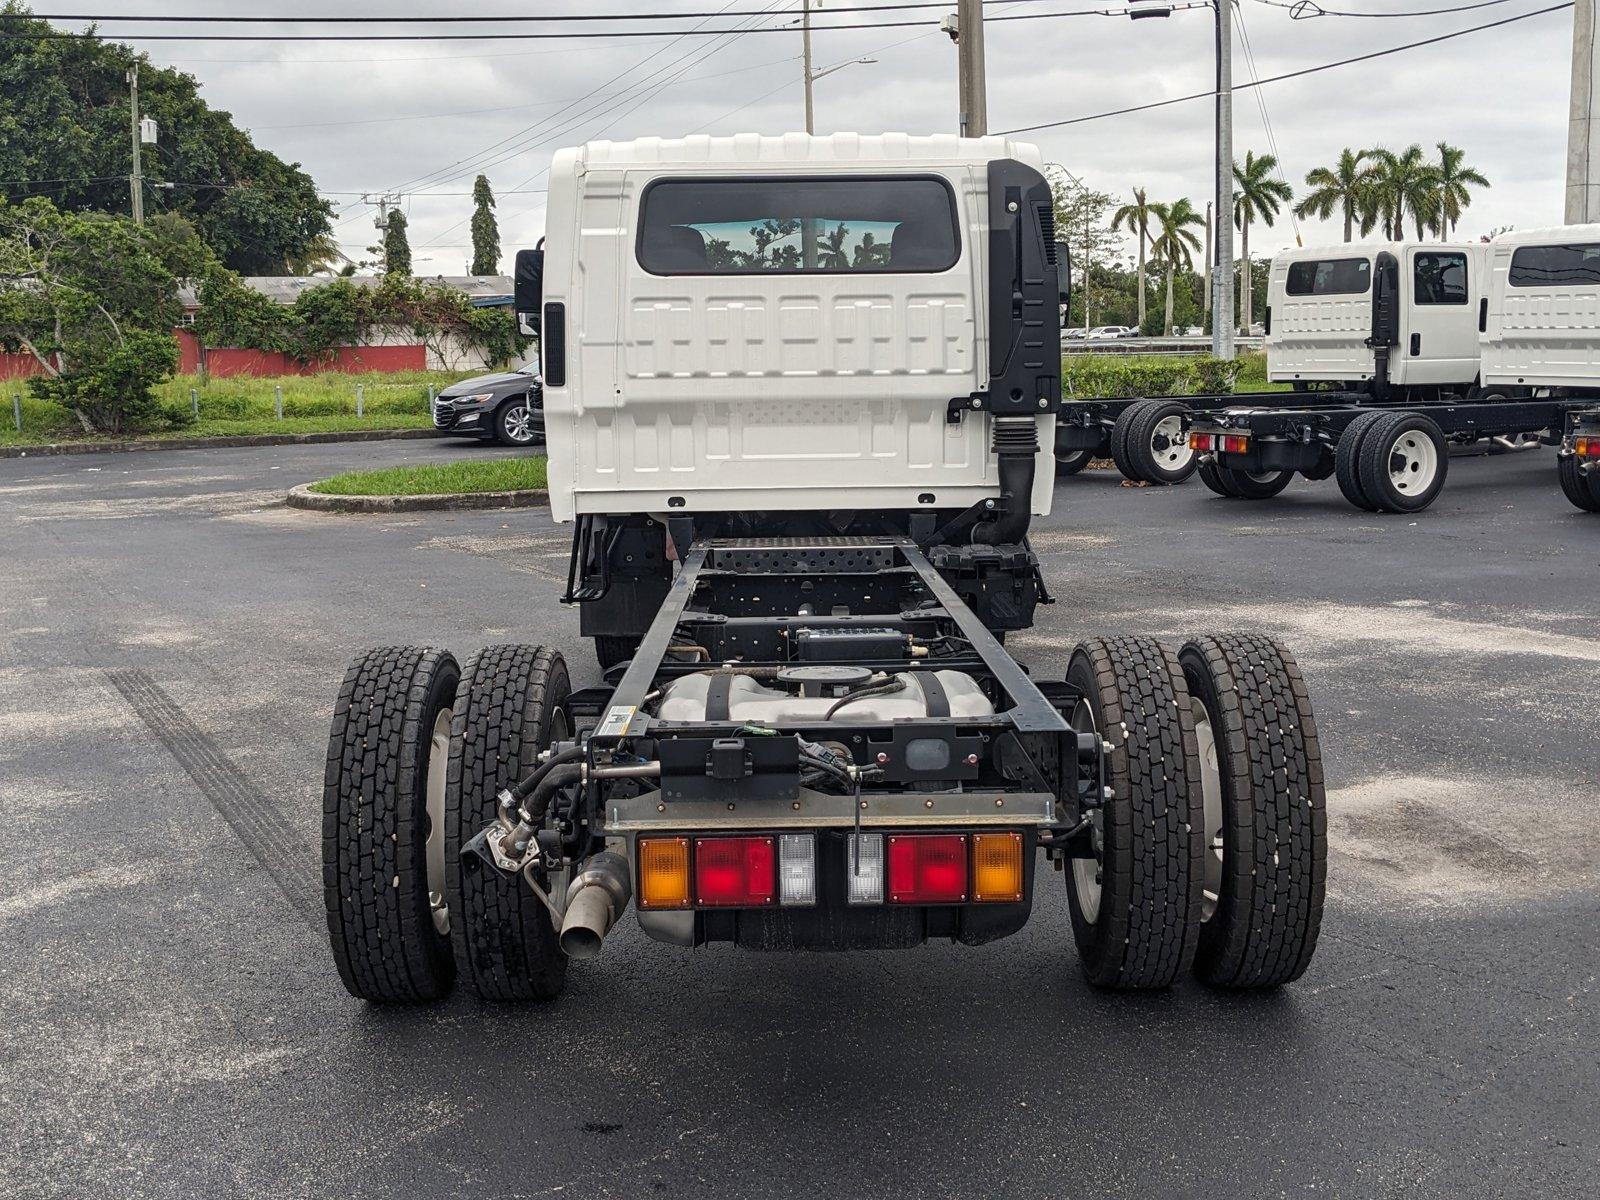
[0, 426, 446, 460]
[286, 482, 549, 514]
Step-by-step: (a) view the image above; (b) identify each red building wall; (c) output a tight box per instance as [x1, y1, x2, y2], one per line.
[172, 329, 425, 377]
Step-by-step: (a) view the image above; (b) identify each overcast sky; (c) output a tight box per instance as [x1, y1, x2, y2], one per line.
[41, 1, 1576, 273]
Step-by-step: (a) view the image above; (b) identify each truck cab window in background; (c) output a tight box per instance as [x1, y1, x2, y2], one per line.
[1285, 257, 1371, 297]
[637, 176, 960, 275]
[1413, 252, 1468, 305]
[1508, 243, 1600, 287]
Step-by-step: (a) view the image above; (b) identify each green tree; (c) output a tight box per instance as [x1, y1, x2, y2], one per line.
[818, 222, 851, 269]
[382, 210, 412, 276]
[1111, 187, 1157, 326]
[1152, 199, 1205, 337]
[1295, 149, 1374, 244]
[1364, 145, 1440, 241]
[1049, 167, 1120, 328]
[0, 197, 181, 432]
[0, 4, 332, 274]
[1429, 142, 1489, 240]
[1233, 151, 1292, 333]
[470, 174, 500, 274]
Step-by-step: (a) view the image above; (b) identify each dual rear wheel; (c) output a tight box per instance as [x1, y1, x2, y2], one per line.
[1064, 634, 1326, 990]
[323, 644, 572, 1003]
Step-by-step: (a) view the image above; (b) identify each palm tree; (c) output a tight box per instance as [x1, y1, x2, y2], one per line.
[1233, 151, 1293, 333]
[1111, 187, 1157, 327]
[1430, 142, 1489, 240]
[1364, 145, 1441, 241]
[818, 222, 851, 269]
[1295, 149, 1374, 243]
[1152, 198, 1205, 336]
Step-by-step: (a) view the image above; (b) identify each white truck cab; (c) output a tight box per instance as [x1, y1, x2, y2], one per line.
[527, 134, 1058, 525]
[1482, 225, 1600, 392]
[1265, 242, 1486, 396]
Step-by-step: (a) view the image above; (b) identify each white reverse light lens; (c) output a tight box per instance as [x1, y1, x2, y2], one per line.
[778, 834, 816, 907]
[845, 833, 884, 905]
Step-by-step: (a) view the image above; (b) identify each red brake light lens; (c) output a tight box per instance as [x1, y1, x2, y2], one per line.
[1577, 436, 1598, 459]
[887, 834, 968, 904]
[693, 836, 776, 908]
[1222, 434, 1251, 455]
[1189, 433, 1214, 451]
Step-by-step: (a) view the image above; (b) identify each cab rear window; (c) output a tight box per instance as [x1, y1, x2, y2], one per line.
[637, 176, 960, 275]
[1508, 243, 1600, 287]
[1285, 258, 1372, 296]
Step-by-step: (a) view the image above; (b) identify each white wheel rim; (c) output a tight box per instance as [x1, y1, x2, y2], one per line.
[425, 706, 452, 936]
[1388, 430, 1438, 494]
[1069, 698, 1104, 924]
[1245, 469, 1282, 484]
[1151, 414, 1194, 472]
[1190, 697, 1224, 924]
[504, 404, 534, 442]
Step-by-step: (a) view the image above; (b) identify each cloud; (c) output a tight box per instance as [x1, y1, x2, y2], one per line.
[58, 0, 1574, 267]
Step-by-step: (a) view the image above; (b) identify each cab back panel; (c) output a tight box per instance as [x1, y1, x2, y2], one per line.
[1266, 251, 1375, 383]
[1482, 231, 1600, 388]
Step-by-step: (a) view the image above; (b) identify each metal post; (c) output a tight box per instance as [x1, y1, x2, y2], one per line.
[128, 66, 144, 226]
[12, 393, 21, 433]
[1212, 0, 1236, 359]
[1203, 201, 1213, 322]
[190, 387, 198, 419]
[274, 384, 283, 421]
[356, 383, 365, 418]
[1568, 0, 1599, 223]
[957, 0, 987, 137]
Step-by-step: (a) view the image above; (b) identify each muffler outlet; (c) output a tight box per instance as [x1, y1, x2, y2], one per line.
[559, 851, 632, 960]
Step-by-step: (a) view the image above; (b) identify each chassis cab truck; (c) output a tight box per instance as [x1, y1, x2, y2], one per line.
[320, 135, 1327, 1004]
[1265, 242, 1487, 398]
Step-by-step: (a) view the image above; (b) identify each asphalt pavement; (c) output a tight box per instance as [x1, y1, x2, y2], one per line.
[2, 438, 1596, 1199]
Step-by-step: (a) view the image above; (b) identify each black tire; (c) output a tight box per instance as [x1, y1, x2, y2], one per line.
[1055, 448, 1094, 476]
[494, 396, 539, 447]
[1064, 637, 1204, 990]
[446, 645, 572, 1001]
[1197, 460, 1240, 498]
[594, 635, 640, 671]
[1558, 455, 1600, 512]
[1358, 412, 1449, 513]
[1180, 635, 1326, 989]
[323, 647, 459, 1004]
[1124, 399, 1198, 485]
[1216, 466, 1294, 499]
[1109, 403, 1143, 481]
[1334, 410, 1388, 511]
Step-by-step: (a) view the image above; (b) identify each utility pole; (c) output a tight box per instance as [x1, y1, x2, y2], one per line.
[1203, 200, 1213, 323]
[128, 66, 144, 226]
[802, 0, 815, 135]
[956, 0, 987, 137]
[1212, 0, 1235, 359]
[1568, 0, 1599, 223]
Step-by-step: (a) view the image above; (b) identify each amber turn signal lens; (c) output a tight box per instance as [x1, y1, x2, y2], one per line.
[637, 837, 691, 910]
[970, 832, 1024, 903]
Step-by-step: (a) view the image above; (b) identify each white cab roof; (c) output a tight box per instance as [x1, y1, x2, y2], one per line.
[1490, 224, 1600, 246]
[565, 132, 1044, 170]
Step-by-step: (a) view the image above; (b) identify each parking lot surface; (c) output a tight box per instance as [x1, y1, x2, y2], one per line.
[2, 440, 1596, 1199]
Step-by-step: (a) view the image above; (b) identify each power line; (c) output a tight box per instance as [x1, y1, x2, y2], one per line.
[0, 6, 1206, 42]
[21, 2, 1066, 23]
[1232, 0, 1301, 243]
[1249, 0, 1527, 17]
[1000, 1, 1572, 134]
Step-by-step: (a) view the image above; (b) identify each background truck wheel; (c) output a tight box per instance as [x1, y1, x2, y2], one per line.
[1124, 399, 1197, 484]
[1216, 466, 1294, 499]
[1197, 460, 1239, 497]
[1055, 448, 1095, 476]
[446, 645, 571, 1001]
[1334, 410, 1389, 510]
[1065, 637, 1205, 990]
[594, 635, 641, 671]
[323, 646, 460, 1003]
[494, 397, 538, 446]
[1359, 412, 1448, 513]
[1179, 635, 1326, 988]
[1557, 455, 1600, 512]
[1109, 402, 1145, 481]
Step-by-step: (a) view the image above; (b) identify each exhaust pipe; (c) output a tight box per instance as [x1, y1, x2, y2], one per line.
[1492, 434, 1541, 452]
[559, 851, 632, 960]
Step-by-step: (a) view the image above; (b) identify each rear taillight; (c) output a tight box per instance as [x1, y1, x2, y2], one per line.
[777, 833, 817, 907]
[1576, 436, 1598, 459]
[846, 833, 885, 905]
[887, 834, 968, 904]
[1189, 432, 1214, 452]
[971, 832, 1024, 902]
[637, 837, 692, 910]
[694, 836, 776, 908]
[1222, 434, 1251, 455]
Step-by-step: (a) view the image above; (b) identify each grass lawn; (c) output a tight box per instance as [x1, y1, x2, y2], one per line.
[310, 455, 549, 497]
[0, 370, 477, 447]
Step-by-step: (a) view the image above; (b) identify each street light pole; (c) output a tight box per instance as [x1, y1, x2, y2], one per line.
[957, 0, 987, 137]
[1212, 0, 1235, 359]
